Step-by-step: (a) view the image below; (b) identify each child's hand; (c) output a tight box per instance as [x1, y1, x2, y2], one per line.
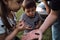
[16, 21, 26, 31]
[25, 25, 33, 30]
[16, 21, 32, 31]
[19, 20, 33, 30]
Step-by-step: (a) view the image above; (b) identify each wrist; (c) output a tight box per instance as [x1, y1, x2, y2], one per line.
[15, 28, 20, 32]
[39, 29, 43, 34]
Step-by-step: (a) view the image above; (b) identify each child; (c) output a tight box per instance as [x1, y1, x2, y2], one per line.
[24, 0, 60, 40]
[19, 0, 43, 34]
[0, 0, 24, 40]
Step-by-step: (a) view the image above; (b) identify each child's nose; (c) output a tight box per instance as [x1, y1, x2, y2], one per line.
[30, 11, 33, 14]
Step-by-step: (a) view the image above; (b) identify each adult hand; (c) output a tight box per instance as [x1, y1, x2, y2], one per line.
[21, 29, 43, 40]
[28, 29, 43, 40]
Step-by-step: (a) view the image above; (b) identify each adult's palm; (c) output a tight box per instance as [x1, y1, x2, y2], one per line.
[21, 29, 43, 40]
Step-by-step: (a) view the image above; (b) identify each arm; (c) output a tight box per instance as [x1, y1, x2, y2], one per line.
[5, 21, 27, 40]
[43, 0, 51, 14]
[39, 9, 58, 33]
[22, 10, 58, 40]
[5, 28, 20, 40]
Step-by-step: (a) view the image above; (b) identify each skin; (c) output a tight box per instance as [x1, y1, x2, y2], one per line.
[1, 0, 26, 40]
[5, 21, 29, 40]
[23, 7, 42, 30]
[21, 7, 43, 40]
[4, 0, 59, 40]
[23, 8, 59, 40]
[25, 7, 36, 17]
[21, 0, 60, 40]
[4, 0, 23, 12]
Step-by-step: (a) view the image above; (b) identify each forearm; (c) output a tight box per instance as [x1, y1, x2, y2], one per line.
[39, 10, 58, 33]
[5, 28, 19, 40]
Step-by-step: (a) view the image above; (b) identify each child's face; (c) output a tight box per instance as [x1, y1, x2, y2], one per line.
[25, 7, 36, 17]
[6, 0, 23, 12]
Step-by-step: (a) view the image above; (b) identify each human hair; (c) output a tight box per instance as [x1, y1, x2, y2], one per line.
[22, 0, 36, 11]
[0, 0, 13, 31]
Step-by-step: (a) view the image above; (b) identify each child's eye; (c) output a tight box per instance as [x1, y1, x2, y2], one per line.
[27, 10, 30, 13]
